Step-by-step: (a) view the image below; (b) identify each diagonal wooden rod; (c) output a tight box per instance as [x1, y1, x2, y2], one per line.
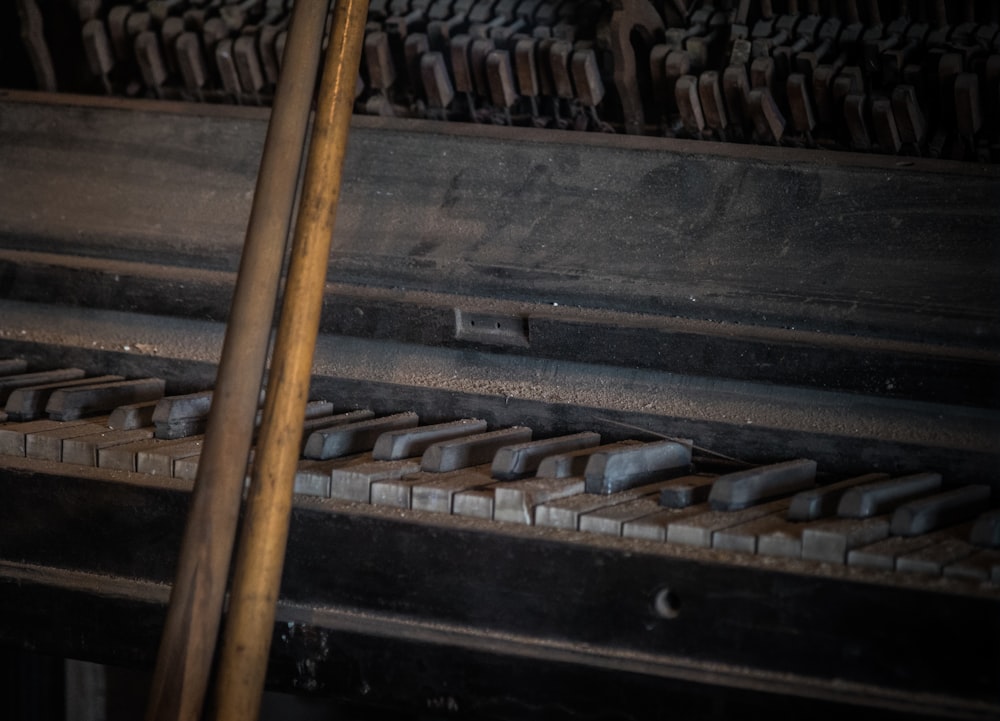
[210, 0, 370, 718]
[143, 2, 333, 720]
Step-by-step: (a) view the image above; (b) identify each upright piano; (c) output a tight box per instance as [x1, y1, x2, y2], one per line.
[0, 0, 998, 718]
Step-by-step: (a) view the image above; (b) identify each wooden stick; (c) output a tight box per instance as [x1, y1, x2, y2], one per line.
[143, 3, 332, 720]
[210, 0, 370, 718]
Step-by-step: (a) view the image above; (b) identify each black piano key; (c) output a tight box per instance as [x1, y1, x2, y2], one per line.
[46, 377, 165, 421]
[787, 472, 888, 521]
[837, 472, 943, 518]
[5, 375, 123, 421]
[971, 509, 1000, 548]
[372, 418, 487, 460]
[658, 473, 716, 508]
[584, 440, 692, 495]
[303, 412, 419, 460]
[152, 390, 213, 439]
[421, 426, 532, 472]
[108, 400, 158, 430]
[890, 485, 991, 536]
[0, 368, 87, 405]
[535, 440, 641, 479]
[490, 431, 600, 480]
[708, 459, 817, 511]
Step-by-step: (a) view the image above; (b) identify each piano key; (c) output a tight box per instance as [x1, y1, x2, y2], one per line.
[1, 419, 87, 456]
[787, 473, 888, 521]
[847, 525, 971, 571]
[136, 437, 204, 476]
[493, 476, 585, 523]
[943, 549, 1000, 583]
[712, 511, 798, 554]
[0, 368, 87, 405]
[658, 473, 716, 508]
[62, 427, 155, 467]
[172, 453, 204, 481]
[293, 455, 378, 497]
[890, 485, 991, 536]
[108, 400, 158, 430]
[538, 477, 684, 530]
[837, 472, 943, 518]
[579, 496, 662, 537]
[151, 390, 213, 439]
[490, 431, 599, 480]
[372, 468, 477, 508]
[411, 465, 493, 512]
[25, 420, 111, 461]
[421, 426, 531, 472]
[966, 503, 1000, 549]
[757, 521, 808, 558]
[45, 377, 165, 421]
[669, 499, 788, 548]
[329, 458, 422, 502]
[303, 412, 419, 460]
[897, 538, 977, 576]
[372, 418, 487, 460]
[621, 503, 712, 542]
[452, 483, 500, 518]
[708, 459, 816, 511]
[99, 436, 174, 472]
[801, 516, 891, 564]
[535, 440, 640, 479]
[5, 375, 123, 421]
[583, 440, 691, 495]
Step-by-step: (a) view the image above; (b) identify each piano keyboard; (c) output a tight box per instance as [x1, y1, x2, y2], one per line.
[2, 360, 998, 586]
[33, 0, 1000, 162]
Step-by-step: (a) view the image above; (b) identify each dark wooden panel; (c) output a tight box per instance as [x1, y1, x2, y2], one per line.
[0, 93, 997, 350]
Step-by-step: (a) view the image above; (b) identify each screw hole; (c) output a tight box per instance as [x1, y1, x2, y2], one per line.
[653, 587, 681, 619]
[495, 322, 502, 329]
